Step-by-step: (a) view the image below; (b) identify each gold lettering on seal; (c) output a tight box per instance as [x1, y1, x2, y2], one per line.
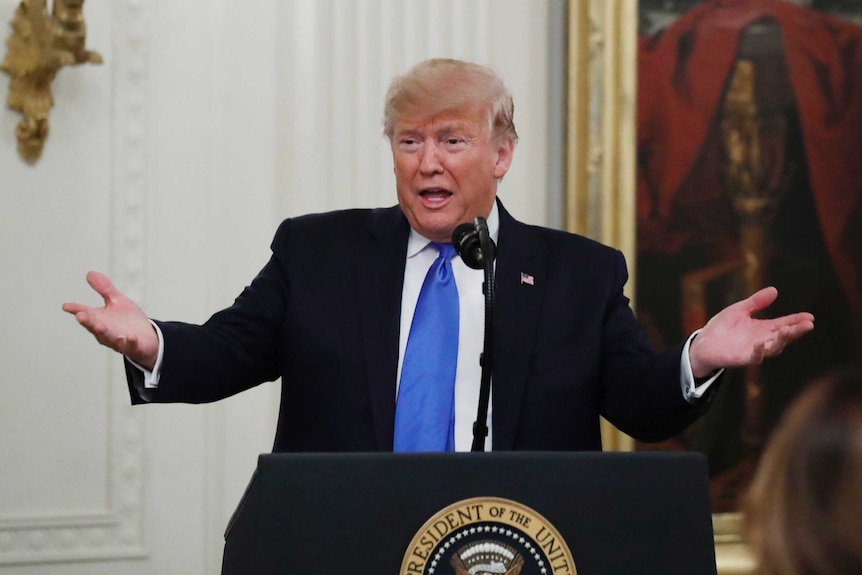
[399, 497, 577, 575]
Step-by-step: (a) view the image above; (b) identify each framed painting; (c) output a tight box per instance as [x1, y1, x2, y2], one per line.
[567, 0, 862, 572]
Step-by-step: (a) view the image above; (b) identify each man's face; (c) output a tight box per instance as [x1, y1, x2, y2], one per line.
[390, 108, 514, 242]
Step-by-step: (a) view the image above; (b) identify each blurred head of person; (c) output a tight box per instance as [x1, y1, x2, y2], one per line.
[745, 366, 862, 575]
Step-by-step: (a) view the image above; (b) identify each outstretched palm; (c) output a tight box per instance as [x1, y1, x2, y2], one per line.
[62, 271, 159, 369]
[689, 287, 815, 378]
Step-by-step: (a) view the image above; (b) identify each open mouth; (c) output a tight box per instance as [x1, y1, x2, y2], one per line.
[419, 188, 453, 205]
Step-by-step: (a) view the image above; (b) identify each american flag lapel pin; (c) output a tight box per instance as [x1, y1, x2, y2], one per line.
[520, 272, 534, 286]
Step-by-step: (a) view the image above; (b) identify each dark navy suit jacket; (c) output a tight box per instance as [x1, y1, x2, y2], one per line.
[127, 201, 709, 451]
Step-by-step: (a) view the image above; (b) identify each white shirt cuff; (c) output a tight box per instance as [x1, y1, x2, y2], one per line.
[126, 320, 164, 388]
[680, 329, 723, 402]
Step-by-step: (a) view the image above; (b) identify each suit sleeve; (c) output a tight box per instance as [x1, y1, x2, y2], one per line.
[597, 250, 713, 442]
[126, 219, 293, 404]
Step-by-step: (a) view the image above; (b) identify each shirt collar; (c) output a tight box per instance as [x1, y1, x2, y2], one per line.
[406, 202, 501, 259]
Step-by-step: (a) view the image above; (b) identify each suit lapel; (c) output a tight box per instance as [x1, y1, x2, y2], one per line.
[354, 206, 410, 450]
[492, 202, 547, 450]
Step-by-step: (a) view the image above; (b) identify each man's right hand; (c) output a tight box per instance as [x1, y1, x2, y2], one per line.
[62, 271, 159, 371]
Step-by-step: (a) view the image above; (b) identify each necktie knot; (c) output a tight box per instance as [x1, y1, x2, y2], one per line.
[432, 242, 456, 261]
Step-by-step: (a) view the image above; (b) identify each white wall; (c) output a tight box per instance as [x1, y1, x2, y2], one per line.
[0, 1, 551, 573]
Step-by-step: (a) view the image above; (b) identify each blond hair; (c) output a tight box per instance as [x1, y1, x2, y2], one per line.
[382, 58, 518, 143]
[744, 367, 862, 575]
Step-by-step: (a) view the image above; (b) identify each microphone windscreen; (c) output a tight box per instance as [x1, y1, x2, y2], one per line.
[452, 223, 484, 270]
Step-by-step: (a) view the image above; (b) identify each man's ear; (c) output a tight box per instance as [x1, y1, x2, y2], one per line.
[493, 136, 515, 179]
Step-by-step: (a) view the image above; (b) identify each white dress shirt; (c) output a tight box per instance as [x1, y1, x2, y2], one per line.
[397, 204, 500, 451]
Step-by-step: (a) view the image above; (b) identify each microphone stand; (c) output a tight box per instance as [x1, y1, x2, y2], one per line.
[471, 217, 494, 452]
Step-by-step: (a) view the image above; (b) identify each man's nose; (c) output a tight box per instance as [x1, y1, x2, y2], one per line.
[419, 142, 443, 174]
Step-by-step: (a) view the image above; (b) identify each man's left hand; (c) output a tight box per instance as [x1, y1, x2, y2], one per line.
[689, 286, 815, 378]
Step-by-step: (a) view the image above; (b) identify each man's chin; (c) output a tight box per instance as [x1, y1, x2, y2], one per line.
[414, 219, 461, 243]
[401, 204, 472, 242]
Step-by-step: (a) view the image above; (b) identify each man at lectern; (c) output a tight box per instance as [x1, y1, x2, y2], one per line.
[63, 58, 814, 452]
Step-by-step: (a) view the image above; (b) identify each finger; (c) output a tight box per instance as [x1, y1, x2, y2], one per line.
[115, 334, 150, 366]
[114, 335, 131, 356]
[768, 323, 795, 354]
[762, 342, 782, 357]
[86, 271, 122, 306]
[88, 317, 110, 343]
[739, 286, 779, 314]
[756, 313, 815, 336]
[117, 333, 142, 356]
[762, 334, 787, 357]
[750, 341, 766, 365]
[62, 302, 89, 315]
[72, 310, 100, 333]
[762, 321, 814, 358]
[89, 317, 129, 351]
[766, 312, 815, 329]
[774, 319, 815, 344]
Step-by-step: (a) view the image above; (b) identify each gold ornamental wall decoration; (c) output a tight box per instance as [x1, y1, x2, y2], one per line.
[1, 0, 102, 164]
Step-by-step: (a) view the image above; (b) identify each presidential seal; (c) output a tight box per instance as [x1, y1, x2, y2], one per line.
[400, 497, 577, 575]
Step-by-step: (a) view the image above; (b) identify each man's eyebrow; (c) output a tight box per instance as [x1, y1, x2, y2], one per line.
[436, 122, 475, 136]
[394, 121, 474, 138]
[394, 127, 423, 138]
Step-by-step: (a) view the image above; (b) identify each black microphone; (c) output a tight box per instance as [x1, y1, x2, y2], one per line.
[452, 220, 496, 270]
[452, 216, 497, 451]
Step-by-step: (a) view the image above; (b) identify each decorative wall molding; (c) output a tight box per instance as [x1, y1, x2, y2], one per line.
[566, 0, 636, 259]
[0, 0, 148, 564]
[567, 0, 637, 453]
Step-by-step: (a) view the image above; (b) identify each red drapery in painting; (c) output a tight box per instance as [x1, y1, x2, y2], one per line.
[637, 0, 862, 315]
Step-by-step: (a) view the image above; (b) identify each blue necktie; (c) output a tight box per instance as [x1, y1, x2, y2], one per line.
[394, 242, 459, 452]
